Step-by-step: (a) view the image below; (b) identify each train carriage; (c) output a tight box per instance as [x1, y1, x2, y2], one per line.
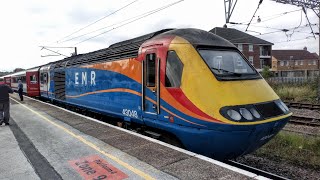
[0, 75, 11, 86]
[0, 76, 4, 85]
[26, 67, 40, 97]
[4, 76, 11, 86]
[11, 71, 27, 93]
[10, 68, 40, 97]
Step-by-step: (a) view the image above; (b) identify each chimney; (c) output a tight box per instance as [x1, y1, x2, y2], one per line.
[303, 46, 307, 51]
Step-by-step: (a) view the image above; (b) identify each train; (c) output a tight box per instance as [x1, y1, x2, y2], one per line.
[3, 28, 292, 160]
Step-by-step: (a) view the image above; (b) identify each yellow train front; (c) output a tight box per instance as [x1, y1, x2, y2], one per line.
[139, 29, 292, 160]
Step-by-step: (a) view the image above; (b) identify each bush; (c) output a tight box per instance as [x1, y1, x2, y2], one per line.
[261, 66, 274, 78]
[271, 81, 318, 103]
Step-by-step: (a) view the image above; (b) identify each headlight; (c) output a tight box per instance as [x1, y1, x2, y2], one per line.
[275, 100, 287, 113]
[239, 108, 253, 120]
[279, 101, 289, 111]
[227, 109, 241, 121]
[249, 108, 261, 118]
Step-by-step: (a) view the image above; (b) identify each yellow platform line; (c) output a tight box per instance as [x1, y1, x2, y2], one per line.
[10, 97, 155, 180]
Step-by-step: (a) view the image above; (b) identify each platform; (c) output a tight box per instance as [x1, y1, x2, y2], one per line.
[0, 94, 267, 179]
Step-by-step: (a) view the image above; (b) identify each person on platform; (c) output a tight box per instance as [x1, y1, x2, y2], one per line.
[0, 83, 13, 126]
[18, 80, 23, 101]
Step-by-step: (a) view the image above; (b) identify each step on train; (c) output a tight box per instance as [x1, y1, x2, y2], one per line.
[2, 28, 292, 160]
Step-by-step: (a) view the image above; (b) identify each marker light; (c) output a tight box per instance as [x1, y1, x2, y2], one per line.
[279, 101, 289, 111]
[275, 100, 286, 113]
[227, 110, 241, 121]
[239, 108, 253, 120]
[249, 108, 261, 118]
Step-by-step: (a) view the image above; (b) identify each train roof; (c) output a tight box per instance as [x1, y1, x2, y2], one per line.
[50, 29, 173, 70]
[48, 28, 236, 70]
[158, 28, 236, 48]
[10, 70, 26, 77]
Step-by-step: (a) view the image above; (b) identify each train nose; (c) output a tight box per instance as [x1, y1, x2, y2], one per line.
[244, 117, 290, 155]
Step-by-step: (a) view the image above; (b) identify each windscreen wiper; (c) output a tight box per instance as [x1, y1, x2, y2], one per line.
[210, 67, 242, 76]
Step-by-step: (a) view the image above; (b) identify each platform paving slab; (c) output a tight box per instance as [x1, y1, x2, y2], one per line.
[0, 125, 40, 180]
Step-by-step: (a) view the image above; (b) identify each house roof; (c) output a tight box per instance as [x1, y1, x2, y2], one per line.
[312, 53, 319, 58]
[272, 50, 319, 60]
[209, 27, 273, 45]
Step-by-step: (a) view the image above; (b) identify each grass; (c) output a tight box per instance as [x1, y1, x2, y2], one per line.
[254, 131, 320, 169]
[270, 82, 318, 103]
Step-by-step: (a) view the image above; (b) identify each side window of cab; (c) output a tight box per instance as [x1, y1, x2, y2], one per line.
[165, 51, 184, 87]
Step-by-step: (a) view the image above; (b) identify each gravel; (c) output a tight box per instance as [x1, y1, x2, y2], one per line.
[283, 123, 320, 136]
[236, 154, 320, 180]
[283, 108, 320, 136]
[290, 108, 320, 119]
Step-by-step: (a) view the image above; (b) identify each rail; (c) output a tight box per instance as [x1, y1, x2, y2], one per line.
[284, 101, 320, 111]
[290, 115, 320, 127]
[226, 160, 289, 180]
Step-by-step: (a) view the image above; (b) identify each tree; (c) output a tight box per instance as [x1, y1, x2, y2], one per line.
[261, 66, 274, 78]
[13, 68, 25, 73]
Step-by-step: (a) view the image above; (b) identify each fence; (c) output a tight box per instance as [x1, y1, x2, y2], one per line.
[266, 77, 318, 84]
[275, 70, 320, 78]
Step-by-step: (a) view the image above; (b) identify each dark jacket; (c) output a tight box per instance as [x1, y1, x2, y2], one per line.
[0, 84, 13, 103]
[18, 83, 23, 91]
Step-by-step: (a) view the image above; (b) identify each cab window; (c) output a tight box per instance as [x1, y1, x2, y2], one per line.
[198, 49, 260, 80]
[165, 51, 184, 87]
[40, 73, 47, 84]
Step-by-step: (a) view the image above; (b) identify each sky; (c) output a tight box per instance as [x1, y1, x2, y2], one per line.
[0, 0, 318, 71]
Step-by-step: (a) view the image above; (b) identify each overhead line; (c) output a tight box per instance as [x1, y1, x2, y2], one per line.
[56, 0, 139, 43]
[61, 3, 173, 43]
[245, 0, 264, 31]
[274, 36, 318, 43]
[74, 0, 184, 45]
[227, 30, 283, 42]
[229, 9, 301, 27]
[285, 9, 303, 40]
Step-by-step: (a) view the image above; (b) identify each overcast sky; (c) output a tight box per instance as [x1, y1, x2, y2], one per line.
[0, 0, 318, 71]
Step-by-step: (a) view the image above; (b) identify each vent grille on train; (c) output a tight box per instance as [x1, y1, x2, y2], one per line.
[54, 71, 65, 100]
[255, 101, 283, 119]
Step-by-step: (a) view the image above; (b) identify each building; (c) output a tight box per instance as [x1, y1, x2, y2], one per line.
[272, 48, 319, 71]
[209, 27, 273, 70]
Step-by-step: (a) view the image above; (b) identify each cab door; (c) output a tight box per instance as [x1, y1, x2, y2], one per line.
[142, 50, 160, 120]
[40, 71, 49, 97]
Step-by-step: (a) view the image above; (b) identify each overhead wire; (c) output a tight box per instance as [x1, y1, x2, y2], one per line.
[226, 23, 318, 42]
[273, 36, 317, 43]
[56, 0, 139, 43]
[285, 9, 303, 41]
[74, 0, 184, 45]
[302, 6, 316, 39]
[60, 2, 176, 43]
[245, 0, 264, 31]
[229, 9, 302, 28]
[230, 9, 301, 26]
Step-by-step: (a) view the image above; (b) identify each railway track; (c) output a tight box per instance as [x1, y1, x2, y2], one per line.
[282, 128, 320, 136]
[285, 101, 320, 111]
[226, 160, 289, 180]
[290, 115, 320, 127]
